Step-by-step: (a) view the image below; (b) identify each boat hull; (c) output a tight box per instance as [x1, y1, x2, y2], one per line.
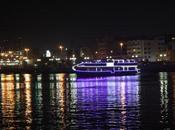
[74, 71, 139, 77]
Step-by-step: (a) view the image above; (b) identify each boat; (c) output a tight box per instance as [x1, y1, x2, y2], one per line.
[72, 59, 140, 76]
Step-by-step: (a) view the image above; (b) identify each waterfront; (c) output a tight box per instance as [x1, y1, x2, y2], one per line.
[0, 72, 175, 129]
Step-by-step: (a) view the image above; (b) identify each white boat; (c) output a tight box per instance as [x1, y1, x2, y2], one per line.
[72, 59, 140, 76]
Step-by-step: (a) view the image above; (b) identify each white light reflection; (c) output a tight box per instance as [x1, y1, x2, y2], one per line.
[37, 74, 42, 82]
[159, 72, 169, 125]
[120, 81, 126, 128]
[33, 73, 43, 128]
[69, 74, 77, 81]
[23, 74, 32, 127]
[69, 74, 78, 110]
[15, 74, 20, 82]
[171, 72, 175, 126]
[50, 73, 55, 81]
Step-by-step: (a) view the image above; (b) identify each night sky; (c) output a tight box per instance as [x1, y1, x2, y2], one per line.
[0, 1, 175, 49]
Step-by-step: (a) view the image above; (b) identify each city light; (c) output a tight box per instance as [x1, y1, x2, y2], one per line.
[120, 42, 123, 48]
[49, 58, 54, 61]
[120, 42, 124, 57]
[8, 51, 12, 54]
[55, 58, 61, 61]
[0, 50, 28, 66]
[46, 50, 51, 57]
[0, 35, 173, 67]
[24, 48, 30, 57]
[59, 45, 63, 51]
[37, 59, 41, 62]
[84, 57, 90, 60]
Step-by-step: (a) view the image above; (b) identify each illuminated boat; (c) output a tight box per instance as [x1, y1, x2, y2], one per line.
[72, 59, 140, 76]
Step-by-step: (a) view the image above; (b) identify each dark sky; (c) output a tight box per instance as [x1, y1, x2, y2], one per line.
[0, 1, 175, 49]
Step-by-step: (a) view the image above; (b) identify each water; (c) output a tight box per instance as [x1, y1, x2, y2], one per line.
[0, 72, 175, 129]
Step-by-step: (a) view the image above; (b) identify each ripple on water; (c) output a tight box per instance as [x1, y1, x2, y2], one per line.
[0, 73, 175, 129]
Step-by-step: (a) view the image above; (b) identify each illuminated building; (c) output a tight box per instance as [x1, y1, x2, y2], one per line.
[79, 47, 93, 60]
[0, 50, 32, 66]
[96, 38, 111, 59]
[166, 34, 175, 62]
[126, 40, 168, 62]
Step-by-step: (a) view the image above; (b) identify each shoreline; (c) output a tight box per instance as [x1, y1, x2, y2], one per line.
[0, 62, 175, 74]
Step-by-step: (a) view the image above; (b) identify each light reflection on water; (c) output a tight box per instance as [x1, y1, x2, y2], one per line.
[159, 72, 169, 125]
[0, 72, 174, 129]
[72, 75, 140, 129]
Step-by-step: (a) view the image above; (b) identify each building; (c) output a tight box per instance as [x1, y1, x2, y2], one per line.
[79, 47, 93, 60]
[126, 40, 168, 62]
[166, 34, 175, 62]
[0, 50, 32, 66]
[95, 36, 116, 59]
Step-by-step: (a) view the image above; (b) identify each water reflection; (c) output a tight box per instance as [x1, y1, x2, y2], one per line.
[24, 74, 32, 128]
[70, 75, 140, 129]
[1, 74, 15, 129]
[0, 74, 33, 129]
[31, 74, 43, 129]
[0, 73, 175, 129]
[171, 72, 175, 127]
[159, 72, 169, 126]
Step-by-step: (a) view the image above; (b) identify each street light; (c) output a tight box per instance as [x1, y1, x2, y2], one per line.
[59, 45, 63, 52]
[120, 42, 123, 48]
[120, 42, 123, 57]
[24, 48, 30, 57]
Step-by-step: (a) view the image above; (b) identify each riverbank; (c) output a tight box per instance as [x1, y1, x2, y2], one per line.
[0, 65, 74, 74]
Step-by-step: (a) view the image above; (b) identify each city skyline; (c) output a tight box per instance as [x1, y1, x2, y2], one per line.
[0, 1, 175, 48]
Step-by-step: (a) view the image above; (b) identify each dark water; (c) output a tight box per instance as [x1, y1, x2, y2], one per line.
[0, 72, 175, 129]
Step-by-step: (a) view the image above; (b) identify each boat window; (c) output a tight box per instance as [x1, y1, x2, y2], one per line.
[115, 67, 119, 70]
[130, 60, 135, 63]
[88, 68, 96, 71]
[126, 60, 130, 63]
[114, 61, 119, 65]
[102, 67, 113, 71]
[78, 68, 87, 71]
[115, 67, 123, 71]
[82, 63, 106, 66]
[128, 67, 136, 70]
[119, 60, 124, 63]
[120, 67, 123, 70]
[124, 60, 128, 63]
[97, 68, 102, 72]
